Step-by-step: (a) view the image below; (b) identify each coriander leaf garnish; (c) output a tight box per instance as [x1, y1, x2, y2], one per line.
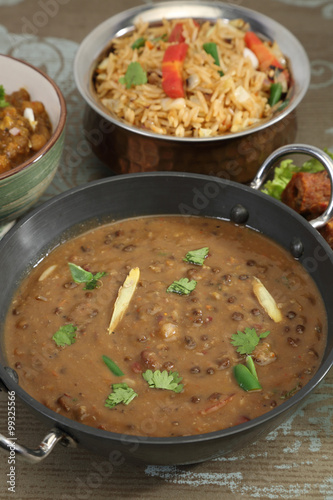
[131, 37, 146, 50]
[0, 85, 9, 108]
[231, 327, 270, 355]
[203, 43, 224, 76]
[183, 247, 209, 266]
[166, 278, 197, 295]
[142, 369, 184, 393]
[52, 324, 77, 347]
[68, 262, 106, 290]
[84, 272, 106, 290]
[102, 355, 124, 377]
[119, 62, 147, 89]
[105, 383, 138, 408]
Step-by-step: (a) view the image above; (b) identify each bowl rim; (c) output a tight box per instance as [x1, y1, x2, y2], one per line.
[0, 54, 67, 181]
[74, 0, 311, 143]
[1, 171, 332, 448]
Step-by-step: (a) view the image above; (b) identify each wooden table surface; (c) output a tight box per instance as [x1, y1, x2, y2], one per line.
[0, 0, 333, 498]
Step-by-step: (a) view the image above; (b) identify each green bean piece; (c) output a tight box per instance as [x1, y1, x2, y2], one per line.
[131, 37, 146, 50]
[102, 355, 124, 376]
[268, 82, 283, 107]
[234, 364, 262, 391]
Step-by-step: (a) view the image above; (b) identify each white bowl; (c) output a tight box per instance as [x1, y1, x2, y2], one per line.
[0, 54, 67, 223]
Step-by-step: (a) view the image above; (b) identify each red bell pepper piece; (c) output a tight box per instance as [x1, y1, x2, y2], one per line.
[162, 42, 188, 98]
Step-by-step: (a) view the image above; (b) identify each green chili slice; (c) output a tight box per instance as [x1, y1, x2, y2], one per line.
[203, 42, 224, 76]
[102, 355, 124, 376]
[234, 363, 262, 391]
[131, 37, 146, 50]
[268, 82, 283, 107]
[245, 355, 258, 379]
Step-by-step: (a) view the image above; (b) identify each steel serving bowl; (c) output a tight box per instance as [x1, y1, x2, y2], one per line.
[0, 144, 332, 466]
[0, 54, 67, 225]
[74, 1, 310, 182]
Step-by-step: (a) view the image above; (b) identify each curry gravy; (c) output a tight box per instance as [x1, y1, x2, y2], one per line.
[4, 216, 327, 437]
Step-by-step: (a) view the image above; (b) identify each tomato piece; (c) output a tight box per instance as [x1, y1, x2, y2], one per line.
[244, 31, 290, 89]
[163, 42, 189, 63]
[131, 362, 143, 374]
[169, 20, 200, 42]
[162, 43, 189, 98]
[169, 23, 185, 43]
[236, 415, 251, 425]
[162, 63, 185, 98]
[244, 31, 283, 71]
[199, 394, 234, 415]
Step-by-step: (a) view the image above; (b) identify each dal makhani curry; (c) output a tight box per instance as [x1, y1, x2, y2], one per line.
[4, 216, 326, 437]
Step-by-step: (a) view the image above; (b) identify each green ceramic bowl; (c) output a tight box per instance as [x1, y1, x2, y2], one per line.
[0, 54, 66, 225]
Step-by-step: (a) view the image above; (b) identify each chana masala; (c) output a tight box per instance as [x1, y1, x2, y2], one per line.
[4, 216, 327, 437]
[0, 87, 52, 174]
